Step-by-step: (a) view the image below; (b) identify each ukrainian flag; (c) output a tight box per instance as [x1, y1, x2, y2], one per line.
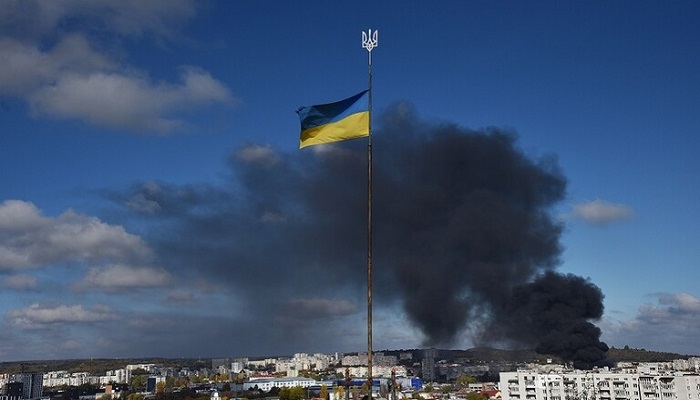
[297, 90, 369, 148]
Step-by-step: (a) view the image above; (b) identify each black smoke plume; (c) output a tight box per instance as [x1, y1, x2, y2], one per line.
[488, 271, 612, 369]
[118, 102, 610, 367]
[371, 104, 610, 368]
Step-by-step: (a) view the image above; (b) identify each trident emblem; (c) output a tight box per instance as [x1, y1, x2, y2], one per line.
[362, 29, 378, 52]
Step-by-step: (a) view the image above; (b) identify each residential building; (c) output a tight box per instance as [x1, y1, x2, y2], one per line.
[336, 365, 408, 379]
[244, 376, 317, 392]
[13, 373, 43, 400]
[422, 349, 437, 383]
[500, 369, 700, 400]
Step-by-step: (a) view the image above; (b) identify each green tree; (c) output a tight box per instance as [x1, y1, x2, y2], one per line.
[360, 383, 369, 396]
[127, 394, 144, 400]
[280, 387, 290, 400]
[131, 376, 147, 391]
[174, 376, 189, 388]
[465, 393, 488, 400]
[80, 383, 99, 391]
[456, 375, 477, 387]
[334, 386, 345, 400]
[289, 386, 305, 400]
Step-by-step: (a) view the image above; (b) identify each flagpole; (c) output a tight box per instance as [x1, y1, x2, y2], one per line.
[362, 28, 378, 397]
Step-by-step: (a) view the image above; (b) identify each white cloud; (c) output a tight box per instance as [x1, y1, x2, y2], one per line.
[75, 264, 173, 291]
[29, 68, 233, 133]
[236, 145, 282, 168]
[0, 1, 234, 133]
[571, 199, 634, 226]
[4, 274, 38, 290]
[0, 35, 113, 95]
[7, 303, 115, 330]
[604, 292, 700, 354]
[0, 199, 48, 232]
[0, 200, 153, 270]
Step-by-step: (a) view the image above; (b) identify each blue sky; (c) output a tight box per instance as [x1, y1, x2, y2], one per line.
[1, 0, 700, 361]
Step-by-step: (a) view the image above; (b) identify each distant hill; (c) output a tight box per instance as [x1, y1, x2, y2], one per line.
[0, 358, 209, 375]
[381, 347, 694, 365]
[606, 346, 695, 363]
[0, 347, 695, 374]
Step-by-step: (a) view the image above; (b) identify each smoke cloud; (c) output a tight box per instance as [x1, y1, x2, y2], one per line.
[487, 271, 611, 369]
[117, 102, 610, 367]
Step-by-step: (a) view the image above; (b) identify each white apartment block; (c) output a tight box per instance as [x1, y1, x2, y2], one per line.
[275, 353, 339, 375]
[101, 369, 131, 384]
[244, 377, 317, 392]
[500, 369, 700, 400]
[42, 369, 131, 388]
[126, 364, 157, 374]
[248, 358, 277, 369]
[342, 353, 398, 367]
[336, 365, 408, 378]
[43, 371, 90, 387]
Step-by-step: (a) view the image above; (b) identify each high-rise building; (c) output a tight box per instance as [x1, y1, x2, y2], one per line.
[13, 373, 43, 399]
[421, 348, 437, 383]
[4, 382, 23, 399]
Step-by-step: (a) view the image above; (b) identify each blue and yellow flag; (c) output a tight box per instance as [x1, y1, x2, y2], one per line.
[297, 90, 369, 148]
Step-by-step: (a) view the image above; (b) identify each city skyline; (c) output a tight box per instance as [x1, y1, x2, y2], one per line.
[1, 1, 700, 361]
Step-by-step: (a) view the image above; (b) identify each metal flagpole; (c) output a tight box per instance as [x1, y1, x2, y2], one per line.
[361, 28, 378, 398]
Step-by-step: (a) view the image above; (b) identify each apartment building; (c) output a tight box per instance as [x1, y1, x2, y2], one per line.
[500, 369, 700, 400]
[13, 373, 43, 400]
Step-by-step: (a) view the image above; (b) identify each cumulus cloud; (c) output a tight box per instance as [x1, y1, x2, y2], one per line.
[236, 145, 282, 168]
[4, 274, 38, 290]
[0, 199, 48, 232]
[0, 0, 233, 133]
[29, 68, 233, 132]
[74, 264, 173, 292]
[0, 200, 153, 270]
[605, 292, 700, 354]
[7, 303, 115, 330]
[571, 199, 634, 226]
[0, 35, 113, 95]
